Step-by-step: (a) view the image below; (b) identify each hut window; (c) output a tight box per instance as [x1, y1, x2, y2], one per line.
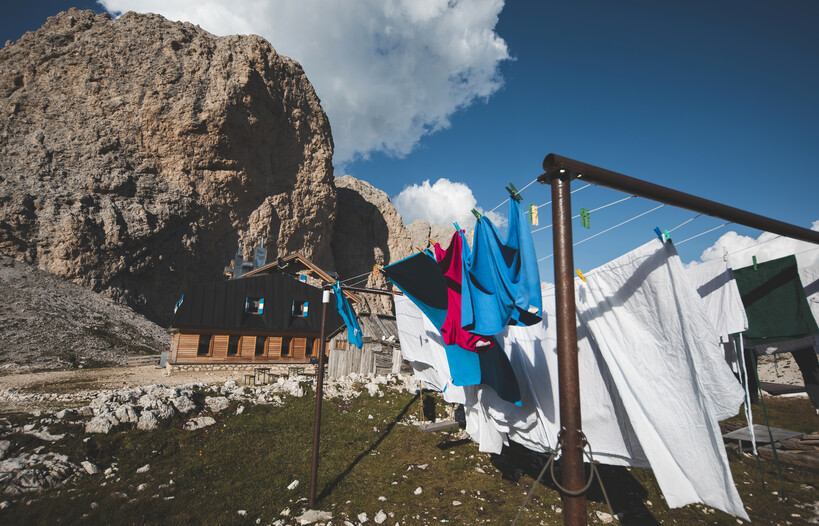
[335, 339, 347, 350]
[227, 335, 240, 356]
[305, 338, 314, 356]
[197, 334, 212, 356]
[281, 336, 292, 356]
[245, 297, 264, 314]
[255, 336, 267, 356]
[292, 300, 309, 317]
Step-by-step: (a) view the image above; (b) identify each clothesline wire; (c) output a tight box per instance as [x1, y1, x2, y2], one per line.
[667, 213, 703, 233]
[724, 234, 783, 258]
[675, 222, 732, 246]
[488, 182, 593, 227]
[530, 194, 636, 234]
[345, 274, 372, 288]
[537, 204, 666, 262]
[487, 176, 541, 214]
[339, 269, 375, 284]
[533, 183, 593, 210]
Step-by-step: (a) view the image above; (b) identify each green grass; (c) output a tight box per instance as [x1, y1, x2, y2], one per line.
[0, 390, 817, 525]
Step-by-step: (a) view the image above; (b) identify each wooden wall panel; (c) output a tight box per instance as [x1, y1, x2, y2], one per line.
[292, 338, 307, 359]
[240, 336, 256, 357]
[177, 334, 200, 360]
[212, 335, 229, 358]
[170, 334, 180, 362]
[268, 337, 282, 358]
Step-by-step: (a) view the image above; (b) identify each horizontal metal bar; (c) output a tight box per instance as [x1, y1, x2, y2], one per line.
[540, 154, 819, 245]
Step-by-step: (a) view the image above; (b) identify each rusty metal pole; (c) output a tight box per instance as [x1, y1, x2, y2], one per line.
[308, 288, 330, 508]
[550, 173, 587, 525]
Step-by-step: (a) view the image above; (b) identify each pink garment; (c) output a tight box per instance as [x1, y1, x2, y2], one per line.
[434, 232, 495, 352]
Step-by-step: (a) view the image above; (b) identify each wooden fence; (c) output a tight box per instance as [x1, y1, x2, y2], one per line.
[327, 343, 403, 378]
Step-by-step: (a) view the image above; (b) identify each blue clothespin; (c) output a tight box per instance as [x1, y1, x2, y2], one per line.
[654, 227, 671, 243]
[453, 222, 461, 232]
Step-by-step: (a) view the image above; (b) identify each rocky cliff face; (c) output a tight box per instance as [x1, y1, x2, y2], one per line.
[332, 175, 455, 313]
[0, 9, 336, 324]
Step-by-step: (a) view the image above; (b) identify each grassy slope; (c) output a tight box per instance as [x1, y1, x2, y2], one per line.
[0, 390, 817, 525]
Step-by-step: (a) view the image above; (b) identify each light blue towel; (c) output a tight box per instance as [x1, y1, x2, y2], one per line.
[333, 281, 363, 349]
[462, 198, 542, 336]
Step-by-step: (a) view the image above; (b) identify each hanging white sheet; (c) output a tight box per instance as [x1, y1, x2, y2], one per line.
[393, 294, 466, 404]
[799, 265, 819, 352]
[575, 238, 747, 519]
[686, 257, 749, 341]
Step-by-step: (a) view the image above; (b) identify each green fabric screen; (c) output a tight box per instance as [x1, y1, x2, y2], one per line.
[733, 255, 819, 347]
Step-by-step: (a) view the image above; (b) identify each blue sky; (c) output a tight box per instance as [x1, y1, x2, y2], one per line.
[4, 1, 818, 280]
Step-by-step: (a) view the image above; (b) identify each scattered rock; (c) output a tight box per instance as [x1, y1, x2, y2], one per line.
[414, 487, 423, 495]
[237, 510, 247, 516]
[183, 416, 216, 431]
[80, 461, 98, 475]
[595, 510, 613, 523]
[85, 415, 116, 434]
[357, 512, 369, 523]
[295, 509, 333, 524]
[452, 500, 462, 506]
[137, 410, 158, 431]
[374, 509, 387, 524]
[205, 396, 230, 413]
[171, 395, 196, 414]
[136, 464, 150, 474]
[287, 480, 299, 490]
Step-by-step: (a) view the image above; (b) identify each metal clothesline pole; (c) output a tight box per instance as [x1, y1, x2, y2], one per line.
[308, 283, 396, 508]
[537, 153, 819, 526]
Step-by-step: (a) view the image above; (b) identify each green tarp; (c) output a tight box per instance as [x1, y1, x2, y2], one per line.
[733, 254, 819, 347]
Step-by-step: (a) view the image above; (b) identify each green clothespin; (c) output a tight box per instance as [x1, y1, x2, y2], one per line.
[753, 255, 758, 271]
[471, 208, 482, 220]
[505, 182, 523, 203]
[580, 208, 590, 229]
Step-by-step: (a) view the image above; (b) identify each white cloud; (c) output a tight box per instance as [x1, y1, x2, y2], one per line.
[690, 220, 819, 270]
[99, 0, 509, 163]
[393, 178, 503, 229]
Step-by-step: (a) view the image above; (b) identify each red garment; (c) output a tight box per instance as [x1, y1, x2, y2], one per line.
[434, 232, 495, 352]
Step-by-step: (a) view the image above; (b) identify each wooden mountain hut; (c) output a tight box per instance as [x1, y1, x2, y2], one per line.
[168, 253, 351, 367]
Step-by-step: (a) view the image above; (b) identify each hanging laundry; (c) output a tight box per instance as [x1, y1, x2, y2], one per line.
[383, 251, 521, 405]
[734, 255, 819, 408]
[433, 231, 495, 352]
[574, 238, 747, 519]
[461, 198, 542, 336]
[393, 294, 466, 403]
[734, 255, 819, 347]
[686, 257, 749, 342]
[332, 281, 363, 349]
[462, 239, 747, 520]
[798, 264, 819, 326]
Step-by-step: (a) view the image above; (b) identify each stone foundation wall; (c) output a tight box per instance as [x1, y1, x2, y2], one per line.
[166, 363, 318, 376]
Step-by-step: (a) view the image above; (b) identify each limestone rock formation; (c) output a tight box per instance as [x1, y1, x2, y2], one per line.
[332, 175, 455, 313]
[0, 9, 335, 323]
